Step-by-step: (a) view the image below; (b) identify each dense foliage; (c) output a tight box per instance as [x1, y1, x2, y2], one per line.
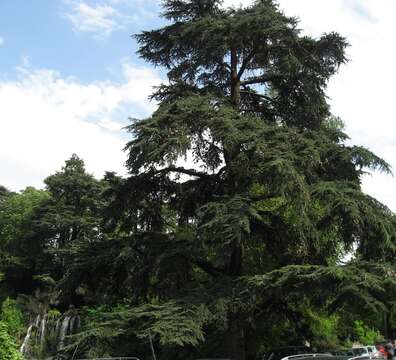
[0, 321, 24, 360]
[1, 298, 25, 339]
[1, 1, 396, 360]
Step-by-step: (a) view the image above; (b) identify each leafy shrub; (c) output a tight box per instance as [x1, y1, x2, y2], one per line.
[353, 320, 381, 344]
[0, 321, 24, 360]
[1, 298, 24, 339]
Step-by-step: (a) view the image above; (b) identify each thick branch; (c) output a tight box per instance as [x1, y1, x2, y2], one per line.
[222, 61, 232, 71]
[240, 89, 275, 103]
[151, 166, 211, 179]
[193, 257, 227, 277]
[240, 73, 283, 86]
[237, 50, 255, 79]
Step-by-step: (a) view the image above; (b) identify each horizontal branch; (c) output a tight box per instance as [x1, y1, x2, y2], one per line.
[192, 257, 227, 277]
[240, 89, 275, 103]
[240, 73, 283, 86]
[151, 166, 212, 179]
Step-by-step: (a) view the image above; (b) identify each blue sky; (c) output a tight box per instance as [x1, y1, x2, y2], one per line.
[0, 0, 167, 191]
[1, 0, 396, 212]
[0, 0, 162, 82]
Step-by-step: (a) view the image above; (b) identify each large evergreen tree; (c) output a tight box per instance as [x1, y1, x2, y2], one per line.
[62, 1, 396, 359]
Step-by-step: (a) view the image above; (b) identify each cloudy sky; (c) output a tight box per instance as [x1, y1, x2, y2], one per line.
[0, 0, 395, 211]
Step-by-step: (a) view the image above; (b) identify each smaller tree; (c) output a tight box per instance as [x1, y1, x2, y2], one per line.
[40, 154, 103, 249]
[0, 187, 49, 296]
[36, 155, 107, 305]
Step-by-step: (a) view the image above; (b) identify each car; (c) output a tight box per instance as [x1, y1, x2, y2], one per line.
[330, 349, 355, 357]
[330, 346, 380, 360]
[349, 356, 372, 360]
[281, 356, 350, 360]
[280, 354, 333, 360]
[264, 346, 312, 360]
[350, 346, 378, 359]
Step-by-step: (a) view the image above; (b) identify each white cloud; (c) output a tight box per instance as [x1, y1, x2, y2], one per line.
[0, 36, 4, 46]
[0, 61, 162, 192]
[222, 0, 396, 211]
[63, 1, 135, 38]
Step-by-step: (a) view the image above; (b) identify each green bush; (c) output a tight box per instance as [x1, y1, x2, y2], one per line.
[353, 320, 381, 344]
[306, 309, 341, 349]
[0, 321, 24, 360]
[1, 298, 24, 339]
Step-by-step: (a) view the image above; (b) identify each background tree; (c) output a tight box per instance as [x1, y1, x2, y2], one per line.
[40, 154, 103, 249]
[36, 154, 106, 306]
[0, 185, 12, 203]
[0, 187, 49, 297]
[0, 155, 105, 305]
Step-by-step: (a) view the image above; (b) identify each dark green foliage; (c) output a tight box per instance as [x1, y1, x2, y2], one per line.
[0, 155, 105, 303]
[0, 187, 50, 296]
[108, 1, 396, 359]
[36, 155, 107, 306]
[0, 185, 12, 203]
[137, 0, 348, 129]
[40, 154, 104, 249]
[67, 300, 210, 357]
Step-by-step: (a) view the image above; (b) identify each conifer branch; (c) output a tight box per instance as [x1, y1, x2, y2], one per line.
[150, 166, 212, 179]
[240, 73, 283, 85]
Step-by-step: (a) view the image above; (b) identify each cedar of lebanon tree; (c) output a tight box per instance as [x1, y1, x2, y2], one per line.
[64, 1, 396, 360]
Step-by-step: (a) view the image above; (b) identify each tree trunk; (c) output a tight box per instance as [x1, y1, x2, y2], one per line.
[224, 318, 246, 360]
[383, 310, 389, 339]
[227, 241, 243, 275]
[223, 45, 241, 167]
[230, 46, 241, 109]
[226, 47, 245, 360]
